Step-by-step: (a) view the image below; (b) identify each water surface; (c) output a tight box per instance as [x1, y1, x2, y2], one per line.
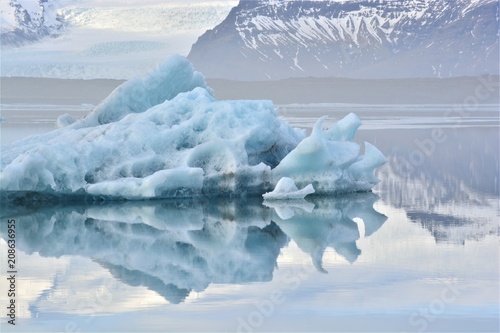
[1, 103, 498, 332]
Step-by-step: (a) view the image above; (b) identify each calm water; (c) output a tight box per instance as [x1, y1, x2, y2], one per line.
[1, 103, 499, 332]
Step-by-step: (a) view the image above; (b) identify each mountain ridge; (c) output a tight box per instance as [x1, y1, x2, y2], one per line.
[188, 0, 500, 80]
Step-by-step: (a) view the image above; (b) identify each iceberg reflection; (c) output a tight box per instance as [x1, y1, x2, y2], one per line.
[1, 194, 386, 304]
[266, 193, 387, 272]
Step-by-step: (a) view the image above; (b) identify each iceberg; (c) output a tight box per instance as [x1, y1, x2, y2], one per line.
[271, 115, 387, 194]
[0, 55, 386, 200]
[263, 177, 315, 200]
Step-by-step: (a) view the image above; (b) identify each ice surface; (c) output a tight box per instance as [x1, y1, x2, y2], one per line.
[272, 115, 387, 194]
[263, 177, 315, 200]
[76, 55, 210, 127]
[0, 55, 386, 199]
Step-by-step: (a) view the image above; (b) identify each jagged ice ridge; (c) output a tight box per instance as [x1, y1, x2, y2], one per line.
[0, 55, 386, 199]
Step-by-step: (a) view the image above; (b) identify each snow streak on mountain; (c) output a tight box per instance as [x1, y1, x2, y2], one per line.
[188, 0, 500, 80]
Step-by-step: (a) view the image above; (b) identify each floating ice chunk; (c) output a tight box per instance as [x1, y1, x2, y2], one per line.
[0, 55, 386, 199]
[325, 112, 362, 141]
[77, 54, 210, 128]
[263, 177, 315, 200]
[347, 142, 388, 186]
[272, 116, 386, 194]
[0, 86, 302, 197]
[0, 80, 301, 199]
[0, 55, 211, 169]
[87, 167, 204, 200]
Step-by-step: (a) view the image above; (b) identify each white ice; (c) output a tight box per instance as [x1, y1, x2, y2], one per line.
[272, 115, 387, 194]
[0, 55, 386, 199]
[263, 177, 315, 200]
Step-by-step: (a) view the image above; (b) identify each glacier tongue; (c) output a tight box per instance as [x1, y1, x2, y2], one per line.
[0, 55, 386, 199]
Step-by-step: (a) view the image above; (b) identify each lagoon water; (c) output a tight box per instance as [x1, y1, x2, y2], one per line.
[1, 102, 499, 332]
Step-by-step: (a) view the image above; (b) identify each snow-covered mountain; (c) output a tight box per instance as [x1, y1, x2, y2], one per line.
[188, 0, 500, 80]
[0, 0, 64, 47]
[0, 1, 237, 79]
[1, 0, 238, 49]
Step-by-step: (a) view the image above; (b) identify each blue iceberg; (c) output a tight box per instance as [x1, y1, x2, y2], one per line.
[0, 55, 386, 199]
[263, 177, 315, 200]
